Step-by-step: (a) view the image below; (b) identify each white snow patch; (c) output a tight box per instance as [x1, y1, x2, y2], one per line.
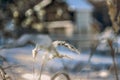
[21, 73, 50, 80]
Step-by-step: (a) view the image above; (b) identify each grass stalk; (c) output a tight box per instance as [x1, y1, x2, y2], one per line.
[107, 39, 119, 80]
[51, 71, 70, 80]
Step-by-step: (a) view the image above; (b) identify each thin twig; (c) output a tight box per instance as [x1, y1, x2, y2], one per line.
[107, 39, 119, 80]
[88, 40, 99, 64]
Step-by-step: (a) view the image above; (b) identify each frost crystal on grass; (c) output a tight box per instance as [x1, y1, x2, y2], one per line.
[32, 44, 40, 59]
[52, 41, 80, 54]
[32, 40, 80, 60]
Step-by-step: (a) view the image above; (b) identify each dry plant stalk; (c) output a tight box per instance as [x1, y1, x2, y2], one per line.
[88, 40, 99, 64]
[51, 71, 71, 80]
[32, 40, 80, 80]
[107, 39, 119, 80]
[106, 0, 119, 80]
[0, 66, 11, 80]
[0, 66, 6, 80]
[38, 51, 49, 80]
[106, 0, 120, 33]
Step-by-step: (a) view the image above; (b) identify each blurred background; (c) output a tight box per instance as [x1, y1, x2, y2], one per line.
[0, 0, 113, 47]
[0, 0, 120, 80]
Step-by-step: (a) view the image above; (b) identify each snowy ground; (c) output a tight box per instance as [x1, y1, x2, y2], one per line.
[0, 46, 120, 80]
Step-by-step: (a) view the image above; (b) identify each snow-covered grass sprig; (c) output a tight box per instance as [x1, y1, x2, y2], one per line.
[32, 40, 80, 80]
